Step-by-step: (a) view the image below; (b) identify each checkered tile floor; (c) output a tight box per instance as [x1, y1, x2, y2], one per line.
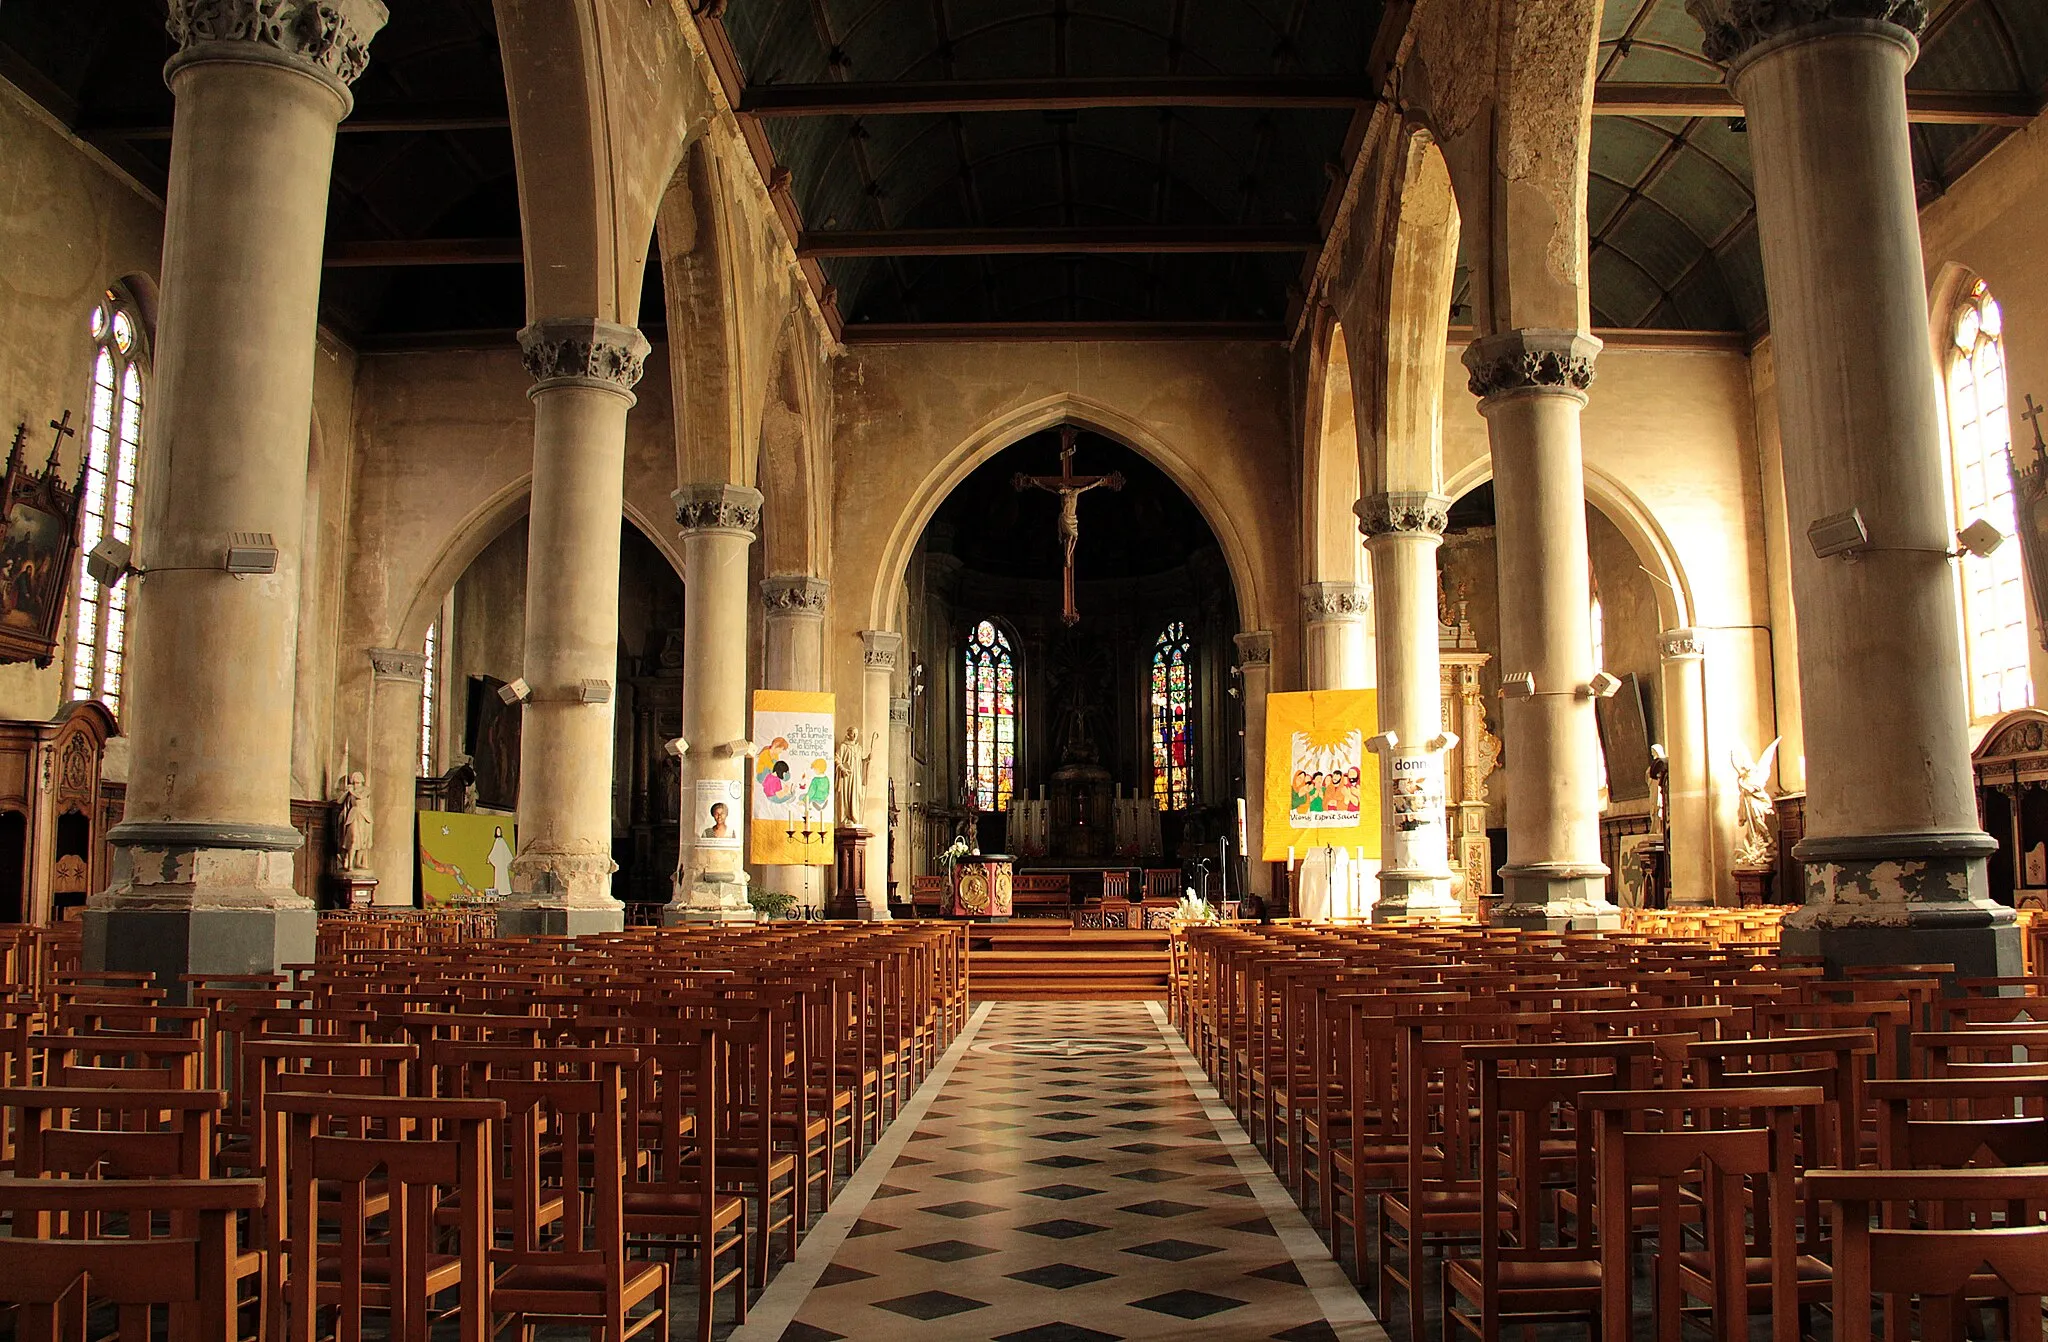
[774, 1001, 1360, 1341]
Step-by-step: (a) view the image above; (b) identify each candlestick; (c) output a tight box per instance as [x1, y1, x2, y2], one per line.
[1286, 845, 1295, 873]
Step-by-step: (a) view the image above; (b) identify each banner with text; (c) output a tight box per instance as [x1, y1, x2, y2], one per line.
[751, 690, 836, 866]
[1263, 689, 1379, 861]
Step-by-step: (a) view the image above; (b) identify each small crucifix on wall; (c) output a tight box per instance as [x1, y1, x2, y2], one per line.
[1013, 426, 1124, 626]
[2021, 393, 2047, 468]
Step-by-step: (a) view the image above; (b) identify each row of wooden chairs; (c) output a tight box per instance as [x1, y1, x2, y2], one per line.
[0, 919, 967, 1342]
[1173, 921, 2048, 1341]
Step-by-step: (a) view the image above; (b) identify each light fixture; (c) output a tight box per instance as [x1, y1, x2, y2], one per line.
[577, 679, 612, 704]
[1499, 672, 1536, 699]
[1581, 670, 1623, 700]
[662, 737, 689, 759]
[1807, 506, 1871, 560]
[86, 537, 133, 587]
[223, 532, 279, 575]
[498, 678, 532, 705]
[1957, 518, 2005, 559]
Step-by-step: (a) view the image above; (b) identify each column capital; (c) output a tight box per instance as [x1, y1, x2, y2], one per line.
[367, 646, 425, 682]
[166, 0, 389, 94]
[1463, 329, 1602, 402]
[890, 697, 913, 727]
[518, 319, 650, 396]
[1234, 631, 1274, 668]
[861, 629, 903, 671]
[1357, 491, 1451, 538]
[1685, 0, 1922, 67]
[1658, 627, 1709, 661]
[672, 483, 763, 537]
[761, 575, 829, 616]
[1301, 581, 1371, 623]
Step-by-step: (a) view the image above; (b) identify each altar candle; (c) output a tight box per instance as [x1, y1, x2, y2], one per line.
[1286, 845, 1295, 873]
[1236, 798, 1249, 850]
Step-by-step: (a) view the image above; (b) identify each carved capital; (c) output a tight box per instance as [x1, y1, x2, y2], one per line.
[861, 629, 903, 672]
[761, 575, 829, 616]
[1463, 329, 1602, 402]
[1685, 0, 1923, 66]
[1301, 581, 1371, 623]
[166, 0, 388, 89]
[1234, 631, 1274, 668]
[1357, 491, 1451, 538]
[890, 697, 912, 728]
[1658, 627, 1709, 660]
[367, 646, 425, 682]
[672, 483, 763, 537]
[518, 319, 650, 393]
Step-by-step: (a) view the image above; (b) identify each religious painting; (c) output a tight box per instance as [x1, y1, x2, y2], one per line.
[751, 690, 835, 866]
[1263, 690, 1378, 860]
[418, 810, 514, 905]
[0, 421, 88, 669]
[1595, 673, 1654, 803]
[466, 675, 522, 811]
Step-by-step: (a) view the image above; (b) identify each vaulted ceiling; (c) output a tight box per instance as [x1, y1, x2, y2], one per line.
[1, 0, 2042, 345]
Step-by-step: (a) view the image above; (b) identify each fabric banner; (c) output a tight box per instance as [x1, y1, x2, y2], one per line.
[419, 810, 514, 905]
[1263, 689, 1379, 861]
[751, 690, 836, 866]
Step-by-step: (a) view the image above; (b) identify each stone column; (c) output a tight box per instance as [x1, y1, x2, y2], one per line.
[84, 0, 389, 986]
[859, 631, 902, 919]
[495, 320, 650, 938]
[1359, 493, 1458, 919]
[1690, 0, 2018, 973]
[760, 576, 828, 911]
[1658, 628, 1714, 907]
[1465, 332, 1617, 929]
[366, 647, 425, 908]
[1233, 632, 1273, 900]
[665, 484, 764, 926]
[1301, 582, 1372, 691]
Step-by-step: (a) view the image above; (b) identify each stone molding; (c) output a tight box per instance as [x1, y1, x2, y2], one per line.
[673, 483, 763, 536]
[1301, 581, 1371, 623]
[861, 629, 903, 671]
[1657, 628, 1708, 661]
[761, 575, 830, 616]
[1357, 491, 1451, 538]
[1234, 631, 1274, 668]
[367, 646, 425, 682]
[166, 0, 389, 87]
[108, 819, 306, 853]
[1685, 0, 1923, 66]
[1462, 329, 1603, 401]
[518, 319, 650, 393]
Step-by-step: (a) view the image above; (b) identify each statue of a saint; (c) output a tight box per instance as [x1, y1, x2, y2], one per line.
[1731, 738, 1781, 868]
[836, 728, 876, 829]
[336, 771, 373, 875]
[1647, 744, 1670, 837]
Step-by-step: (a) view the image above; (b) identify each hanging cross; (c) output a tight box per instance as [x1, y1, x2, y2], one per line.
[1013, 426, 1124, 626]
[2023, 394, 2048, 467]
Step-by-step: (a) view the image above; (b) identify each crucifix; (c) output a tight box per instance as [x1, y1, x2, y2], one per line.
[2022, 393, 2047, 468]
[1013, 426, 1124, 626]
[45, 410, 74, 472]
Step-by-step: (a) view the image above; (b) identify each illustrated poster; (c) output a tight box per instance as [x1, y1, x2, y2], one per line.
[1263, 690, 1378, 860]
[418, 810, 514, 905]
[693, 777, 744, 876]
[751, 690, 836, 866]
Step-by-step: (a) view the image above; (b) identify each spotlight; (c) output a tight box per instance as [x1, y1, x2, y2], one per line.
[1582, 670, 1623, 700]
[663, 737, 689, 759]
[1807, 507, 1871, 560]
[223, 532, 278, 575]
[1957, 518, 2006, 559]
[577, 679, 612, 704]
[1499, 672, 1536, 699]
[498, 678, 532, 705]
[86, 538, 133, 587]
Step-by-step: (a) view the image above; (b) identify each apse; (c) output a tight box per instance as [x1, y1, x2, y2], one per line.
[903, 428, 1242, 876]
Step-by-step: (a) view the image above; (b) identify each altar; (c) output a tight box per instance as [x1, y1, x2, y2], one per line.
[949, 854, 1014, 919]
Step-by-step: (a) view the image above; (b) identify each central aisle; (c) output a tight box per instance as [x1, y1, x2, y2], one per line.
[744, 1001, 1384, 1342]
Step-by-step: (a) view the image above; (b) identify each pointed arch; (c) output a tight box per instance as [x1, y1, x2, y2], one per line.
[659, 139, 748, 488]
[1367, 127, 1461, 496]
[1302, 312, 1366, 586]
[757, 311, 825, 578]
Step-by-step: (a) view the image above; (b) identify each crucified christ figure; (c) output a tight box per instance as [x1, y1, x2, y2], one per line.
[1013, 427, 1124, 625]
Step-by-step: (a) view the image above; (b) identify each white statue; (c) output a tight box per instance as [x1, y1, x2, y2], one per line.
[1731, 738, 1781, 868]
[336, 770, 373, 875]
[486, 825, 514, 899]
[836, 729, 877, 829]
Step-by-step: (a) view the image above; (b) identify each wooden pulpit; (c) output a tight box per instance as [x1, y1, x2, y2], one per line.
[948, 854, 1013, 920]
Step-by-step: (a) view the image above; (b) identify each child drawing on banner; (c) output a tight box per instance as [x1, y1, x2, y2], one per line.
[1289, 728, 1365, 827]
[756, 737, 790, 804]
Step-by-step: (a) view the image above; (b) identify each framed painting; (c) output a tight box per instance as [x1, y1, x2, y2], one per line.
[0, 422, 88, 669]
[465, 675, 523, 812]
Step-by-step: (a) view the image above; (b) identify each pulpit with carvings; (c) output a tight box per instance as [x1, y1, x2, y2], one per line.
[1972, 708, 2048, 911]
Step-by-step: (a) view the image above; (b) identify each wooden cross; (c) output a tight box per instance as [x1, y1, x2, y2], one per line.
[1013, 427, 1124, 626]
[2023, 394, 2048, 466]
[44, 410, 74, 471]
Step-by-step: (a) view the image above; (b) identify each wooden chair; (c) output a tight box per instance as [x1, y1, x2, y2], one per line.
[0, 1176, 264, 1342]
[1811, 1167, 2048, 1342]
[268, 1092, 500, 1342]
[1869, 1077, 2048, 1170]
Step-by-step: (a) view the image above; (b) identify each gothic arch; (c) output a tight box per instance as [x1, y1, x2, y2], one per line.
[1368, 128, 1461, 496]
[756, 313, 825, 578]
[1302, 312, 1366, 587]
[868, 395, 1266, 633]
[658, 139, 748, 488]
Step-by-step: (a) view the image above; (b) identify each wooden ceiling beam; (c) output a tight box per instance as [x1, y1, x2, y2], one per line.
[799, 225, 1320, 257]
[1594, 81, 2040, 126]
[841, 320, 1286, 342]
[323, 238, 523, 268]
[741, 76, 1375, 117]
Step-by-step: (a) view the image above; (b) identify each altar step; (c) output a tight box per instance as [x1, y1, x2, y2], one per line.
[967, 924, 1173, 1000]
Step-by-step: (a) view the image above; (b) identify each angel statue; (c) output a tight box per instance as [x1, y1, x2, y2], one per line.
[1731, 738, 1781, 868]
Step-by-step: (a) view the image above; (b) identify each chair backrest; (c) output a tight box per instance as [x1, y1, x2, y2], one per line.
[478, 1050, 634, 1282]
[0, 1086, 222, 1181]
[1867, 1077, 2048, 1170]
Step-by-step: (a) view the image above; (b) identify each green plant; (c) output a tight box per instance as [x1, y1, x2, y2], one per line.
[748, 889, 798, 920]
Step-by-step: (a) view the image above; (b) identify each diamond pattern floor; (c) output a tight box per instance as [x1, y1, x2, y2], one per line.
[776, 1001, 1357, 1341]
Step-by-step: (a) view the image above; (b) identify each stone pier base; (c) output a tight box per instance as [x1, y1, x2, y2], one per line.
[495, 904, 625, 938]
[1492, 867, 1621, 930]
[84, 905, 317, 998]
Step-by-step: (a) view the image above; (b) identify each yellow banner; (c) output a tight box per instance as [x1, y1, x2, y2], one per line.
[1264, 689, 1379, 861]
[418, 811, 514, 905]
[751, 690, 836, 866]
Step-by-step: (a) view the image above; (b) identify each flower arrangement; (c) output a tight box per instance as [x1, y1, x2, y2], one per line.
[1172, 893, 1220, 927]
[939, 835, 970, 877]
[747, 889, 798, 921]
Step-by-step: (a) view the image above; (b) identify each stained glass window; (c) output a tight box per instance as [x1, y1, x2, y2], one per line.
[1947, 279, 2032, 718]
[69, 291, 143, 717]
[964, 619, 1016, 810]
[1151, 620, 1195, 811]
[420, 616, 441, 776]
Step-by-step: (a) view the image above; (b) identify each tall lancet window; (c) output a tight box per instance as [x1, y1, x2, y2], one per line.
[1151, 620, 1195, 812]
[69, 292, 144, 717]
[1947, 279, 2032, 717]
[964, 619, 1016, 810]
